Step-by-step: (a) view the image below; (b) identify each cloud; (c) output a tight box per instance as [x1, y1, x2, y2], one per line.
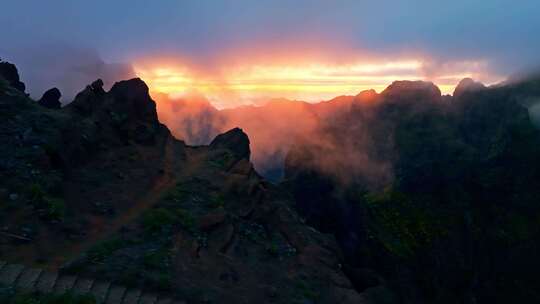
[1, 44, 135, 103]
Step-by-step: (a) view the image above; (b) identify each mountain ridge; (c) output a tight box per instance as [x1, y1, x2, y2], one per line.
[0, 60, 365, 304]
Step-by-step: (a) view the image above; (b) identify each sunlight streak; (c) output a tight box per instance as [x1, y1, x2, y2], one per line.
[134, 59, 500, 108]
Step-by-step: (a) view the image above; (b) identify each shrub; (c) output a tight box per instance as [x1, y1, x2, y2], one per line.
[26, 183, 66, 221]
[209, 151, 234, 168]
[175, 208, 195, 232]
[163, 187, 188, 203]
[27, 183, 45, 204]
[44, 197, 65, 221]
[295, 280, 319, 301]
[143, 248, 170, 270]
[87, 238, 125, 262]
[208, 194, 225, 209]
[142, 208, 178, 233]
[364, 188, 449, 258]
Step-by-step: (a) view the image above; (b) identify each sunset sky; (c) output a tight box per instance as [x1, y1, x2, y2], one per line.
[1, 0, 539, 108]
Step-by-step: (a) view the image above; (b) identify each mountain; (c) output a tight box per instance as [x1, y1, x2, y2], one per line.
[4, 57, 540, 303]
[284, 78, 540, 303]
[0, 61, 363, 304]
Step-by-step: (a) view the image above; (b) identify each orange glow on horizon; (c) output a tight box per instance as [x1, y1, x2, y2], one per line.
[134, 58, 501, 109]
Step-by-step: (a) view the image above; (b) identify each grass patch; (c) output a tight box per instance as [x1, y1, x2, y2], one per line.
[143, 247, 171, 270]
[295, 280, 320, 302]
[208, 151, 234, 169]
[141, 207, 196, 234]
[365, 188, 449, 258]
[142, 208, 177, 233]
[208, 194, 225, 209]
[28, 183, 46, 203]
[44, 197, 65, 221]
[175, 208, 196, 232]
[87, 238, 125, 263]
[26, 183, 66, 221]
[163, 188, 188, 203]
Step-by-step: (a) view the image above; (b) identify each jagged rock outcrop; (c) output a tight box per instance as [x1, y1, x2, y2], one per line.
[453, 77, 486, 98]
[108, 78, 159, 124]
[0, 60, 26, 93]
[381, 80, 442, 103]
[38, 87, 62, 109]
[62, 77, 170, 163]
[355, 89, 379, 102]
[210, 127, 251, 160]
[68, 79, 106, 114]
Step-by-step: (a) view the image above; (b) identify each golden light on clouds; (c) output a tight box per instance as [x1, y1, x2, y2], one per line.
[134, 58, 500, 108]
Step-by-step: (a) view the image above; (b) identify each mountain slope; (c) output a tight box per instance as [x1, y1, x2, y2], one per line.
[284, 79, 540, 304]
[0, 61, 363, 304]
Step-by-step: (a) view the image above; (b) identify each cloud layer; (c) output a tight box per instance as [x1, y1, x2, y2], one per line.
[1, 1, 538, 104]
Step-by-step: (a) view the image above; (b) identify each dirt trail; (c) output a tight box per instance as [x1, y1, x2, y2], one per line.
[50, 138, 208, 269]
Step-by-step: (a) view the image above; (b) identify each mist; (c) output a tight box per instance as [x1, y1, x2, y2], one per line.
[153, 88, 390, 183]
[152, 74, 540, 186]
[0, 44, 135, 103]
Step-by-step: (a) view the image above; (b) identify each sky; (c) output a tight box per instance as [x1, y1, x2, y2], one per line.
[1, 0, 539, 107]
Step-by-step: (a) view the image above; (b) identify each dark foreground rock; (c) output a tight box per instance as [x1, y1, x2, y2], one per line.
[38, 87, 62, 109]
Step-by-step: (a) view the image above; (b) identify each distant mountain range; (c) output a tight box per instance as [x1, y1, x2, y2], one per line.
[153, 78, 540, 182]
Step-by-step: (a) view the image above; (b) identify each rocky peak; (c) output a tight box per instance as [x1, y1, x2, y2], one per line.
[90, 79, 105, 95]
[210, 128, 251, 160]
[355, 89, 379, 103]
[453, 77, 486, 98]
[0, 60, 26, 93]
[38, 88, 62, 109]
[108, 78, 158, 124]
[68, 79, 107, 114]
[69, 77, 158, 123]
[64, 77, 166, 148]
[381, 80, 442, 103]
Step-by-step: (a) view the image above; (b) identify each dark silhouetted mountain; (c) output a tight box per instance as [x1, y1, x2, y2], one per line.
[284, 78, 540, 304]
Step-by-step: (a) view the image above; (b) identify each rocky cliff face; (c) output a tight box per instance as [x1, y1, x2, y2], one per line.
[284, 79, 540, 303]
[0, 61, 363, 303]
